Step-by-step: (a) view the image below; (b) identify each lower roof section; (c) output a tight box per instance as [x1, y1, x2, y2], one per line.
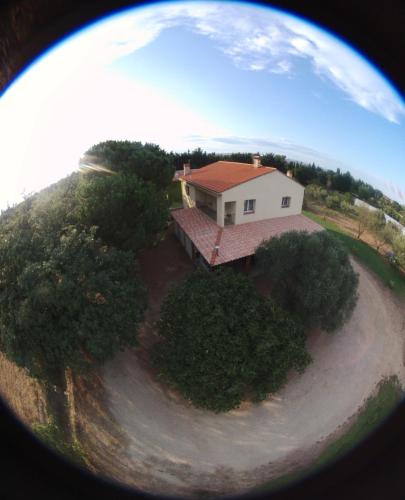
[171, 207, 323, 266]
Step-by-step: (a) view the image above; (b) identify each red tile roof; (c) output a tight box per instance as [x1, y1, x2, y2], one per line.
[179, 161, 276, 193]
[171, 208, 323, 266]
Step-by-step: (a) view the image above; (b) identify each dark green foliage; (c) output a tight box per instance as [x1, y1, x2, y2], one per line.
[256, 231, 359, 332]
[29, 173, 81, 234]
[0, 223, 147, 380]
[166, 181, 182, 208]
[332, 169, 353, 193]
[304, 211, 405, 296]
[0, 143, 172, 383]
[77, 172, 169, 251]
[154, 268, 311, 412]
[84, 140, 174, 189]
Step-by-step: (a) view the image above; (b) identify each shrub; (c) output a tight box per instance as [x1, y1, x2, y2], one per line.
[154, 268, 311, 412]
[325, 194, 341, 210]
[392, 233, 405, 269]
[256, 230, 359, 332]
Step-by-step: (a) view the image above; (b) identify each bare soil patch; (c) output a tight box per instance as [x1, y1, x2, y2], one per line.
[308, 204, 391, 254]
[0, 352, 48, 427]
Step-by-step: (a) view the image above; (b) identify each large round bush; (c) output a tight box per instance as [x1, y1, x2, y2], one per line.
[154, 268, 311, 412]
[256, 230, 359, 332]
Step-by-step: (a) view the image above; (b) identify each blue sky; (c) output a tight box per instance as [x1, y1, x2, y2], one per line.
[0, 0, 404, 210]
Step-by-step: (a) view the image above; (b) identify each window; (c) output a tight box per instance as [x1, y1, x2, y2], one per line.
[185, 185, 190, 196]
[281, 196, 291, 208]
[244, 199, 255, 213]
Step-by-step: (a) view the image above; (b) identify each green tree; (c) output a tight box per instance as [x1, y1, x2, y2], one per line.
[382, 222, 401, 247]
[154, 268, 311, 412]
[29, 173, 80, 235]
[355, 205, 374, 239]
[255, 231, 359, 332]
[0, 224, 147, 381]
[77, 172, 169, 251]
[83, 140, 174, 189]
[367, 210, 387, 251]
[392, 233, 405, 269]
[332, 170, 353, 193]
[325, 194, 341, 210]
[340, 200, 356, 216]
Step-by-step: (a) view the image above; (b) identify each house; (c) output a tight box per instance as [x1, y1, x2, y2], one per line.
[171, 155, 323, 269]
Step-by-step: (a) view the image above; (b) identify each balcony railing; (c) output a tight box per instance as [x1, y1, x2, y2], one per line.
[196, 202, 217, 222]
[224, 213, 235, 226]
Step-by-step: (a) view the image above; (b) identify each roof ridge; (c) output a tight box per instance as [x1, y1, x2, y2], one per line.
[210, 227, 223, 266]
[179, 161, 278, 193]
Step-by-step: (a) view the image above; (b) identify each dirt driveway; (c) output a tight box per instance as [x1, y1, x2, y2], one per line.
[73, 229, 405, 497]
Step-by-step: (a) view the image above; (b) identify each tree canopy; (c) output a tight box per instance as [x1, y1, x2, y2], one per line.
[153, 268, 311, 412]
[256, 230, 359, 332]
[0, 141, 173, 384]
[84, 140, 174, 189]
[76, 171, 169, 251]
[0, 222, 147, 381]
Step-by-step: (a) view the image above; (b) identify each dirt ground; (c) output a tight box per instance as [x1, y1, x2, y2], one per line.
[71, 225, 405, 497]
[0, 352, 48, 427]
[308, 203, 393, 255]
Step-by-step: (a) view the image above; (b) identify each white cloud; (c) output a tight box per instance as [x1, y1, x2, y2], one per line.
[12, 1, 400, 123]
[189, 133, 349, 170]
[1, 1, 404, 209]
[69, 1, 403, 123]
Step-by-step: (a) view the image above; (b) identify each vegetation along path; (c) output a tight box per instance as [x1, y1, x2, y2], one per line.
[73, 232, 405, 497]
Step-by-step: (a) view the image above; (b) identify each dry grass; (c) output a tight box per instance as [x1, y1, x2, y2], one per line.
[0, 352, 48, 427]
[307, 203, 392, 255]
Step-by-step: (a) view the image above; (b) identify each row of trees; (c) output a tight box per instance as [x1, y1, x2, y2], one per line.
[304, 184, 355, 215]
[169, 148, 404, 224]
[154, 231, 359, 412]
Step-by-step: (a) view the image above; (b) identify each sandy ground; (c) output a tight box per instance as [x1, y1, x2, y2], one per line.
[0, 352, 48, 427]
[73, 230, 405, 497]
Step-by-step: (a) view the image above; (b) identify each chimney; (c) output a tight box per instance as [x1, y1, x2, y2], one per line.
[287, 170, 293, 178]
[252, 154, 261, 168]
[183, 162, 191, 175]
[214, 245, 220, 256]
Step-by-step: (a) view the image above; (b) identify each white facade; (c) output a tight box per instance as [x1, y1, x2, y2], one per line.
[181, 169, 304, 227]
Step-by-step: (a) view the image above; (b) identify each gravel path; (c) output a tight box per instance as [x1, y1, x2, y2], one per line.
[98, 258, 405, 496]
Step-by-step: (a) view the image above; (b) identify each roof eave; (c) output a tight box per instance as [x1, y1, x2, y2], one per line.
[183, 179, 223, 196]
[182, 167, 276, 194]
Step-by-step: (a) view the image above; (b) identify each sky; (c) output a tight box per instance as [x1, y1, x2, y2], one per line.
[0, 0, 404, 211]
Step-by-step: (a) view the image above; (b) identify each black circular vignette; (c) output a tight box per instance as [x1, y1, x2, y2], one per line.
[0, 1, 404, 500]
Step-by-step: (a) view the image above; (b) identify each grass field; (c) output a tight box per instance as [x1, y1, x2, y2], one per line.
[255, 375, 403, 494]
[304, 210, 405, 297]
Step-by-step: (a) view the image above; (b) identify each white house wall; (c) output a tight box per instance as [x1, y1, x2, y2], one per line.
[181, 180, 196, 208]
[221, 170, 304, 226]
